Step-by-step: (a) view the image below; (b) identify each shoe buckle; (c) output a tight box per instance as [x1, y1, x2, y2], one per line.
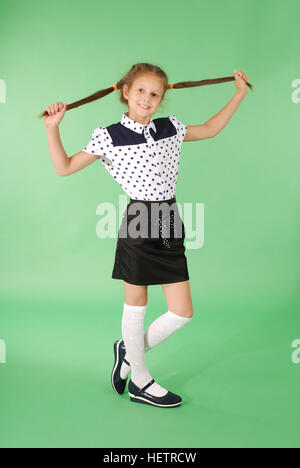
[135, 378, 155, 396]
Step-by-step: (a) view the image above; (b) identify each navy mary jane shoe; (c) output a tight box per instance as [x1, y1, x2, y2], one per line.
[128, 378, 182, 408]
[111, 339, 131, 395]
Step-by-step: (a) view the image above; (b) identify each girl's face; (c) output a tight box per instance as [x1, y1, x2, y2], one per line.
[123, 73, 165, 124]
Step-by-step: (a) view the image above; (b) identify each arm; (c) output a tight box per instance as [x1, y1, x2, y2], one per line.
[204, 90, 247, 138]
[46, 126, 98, 176]
[43, 101, 98, 176]
[184, 90, 247, 141]
[184, 69, 249, 141]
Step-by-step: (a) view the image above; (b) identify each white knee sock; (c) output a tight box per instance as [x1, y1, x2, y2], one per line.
[121, 302, 169, 397]
[120, 309, 192, 380]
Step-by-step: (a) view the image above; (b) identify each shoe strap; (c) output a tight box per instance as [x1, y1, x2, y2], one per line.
[136, 378, 155, 396]
[123, 357, 130, 366]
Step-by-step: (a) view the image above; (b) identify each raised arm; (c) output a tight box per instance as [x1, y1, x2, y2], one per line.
[44, 101, 98, 176]
[184, 69, 249, 142]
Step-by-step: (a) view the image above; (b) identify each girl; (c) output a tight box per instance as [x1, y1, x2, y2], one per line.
[42, 63, 252, 408]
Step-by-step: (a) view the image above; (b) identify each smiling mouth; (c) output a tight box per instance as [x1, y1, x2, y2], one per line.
[139, 104, 150, 110]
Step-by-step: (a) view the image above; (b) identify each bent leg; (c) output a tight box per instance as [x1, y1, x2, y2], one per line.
[120, 280, 193, 380]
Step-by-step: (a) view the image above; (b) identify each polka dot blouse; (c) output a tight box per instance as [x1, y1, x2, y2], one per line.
[82, 112, 187, 201]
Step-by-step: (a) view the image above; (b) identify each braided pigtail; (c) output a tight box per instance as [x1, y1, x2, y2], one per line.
[37, 63, 253, 118]
[168, 76, 253, 90]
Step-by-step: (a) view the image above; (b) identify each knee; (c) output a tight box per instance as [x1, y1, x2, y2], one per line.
[124, 282, 148, 307]
[171, 306, 193, 318]
[126, 299, 148, 307]
[124, 293, 148, 307]
[185, 307, 194, 318]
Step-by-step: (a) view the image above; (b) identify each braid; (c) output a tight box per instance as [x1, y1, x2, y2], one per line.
[168, 76, 253, 90]
[38, 63, 253, 118]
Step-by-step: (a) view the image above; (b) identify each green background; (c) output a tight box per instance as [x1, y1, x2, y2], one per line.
[1, 0, 300, 448]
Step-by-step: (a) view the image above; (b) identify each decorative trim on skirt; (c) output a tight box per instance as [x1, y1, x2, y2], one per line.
[112, 196, 189, 286]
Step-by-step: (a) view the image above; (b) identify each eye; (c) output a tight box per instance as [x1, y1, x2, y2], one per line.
[138, 88, 158, 97]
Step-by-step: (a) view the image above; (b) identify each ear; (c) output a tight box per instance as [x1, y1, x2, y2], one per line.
[123, 84, 129, 99]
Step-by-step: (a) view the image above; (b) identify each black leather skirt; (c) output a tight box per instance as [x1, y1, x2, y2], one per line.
[112, 196, 189, 286]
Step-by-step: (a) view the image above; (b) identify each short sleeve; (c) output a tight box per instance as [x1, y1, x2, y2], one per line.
[82, 127, 114, 168]
[168, 114, 187, 144]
